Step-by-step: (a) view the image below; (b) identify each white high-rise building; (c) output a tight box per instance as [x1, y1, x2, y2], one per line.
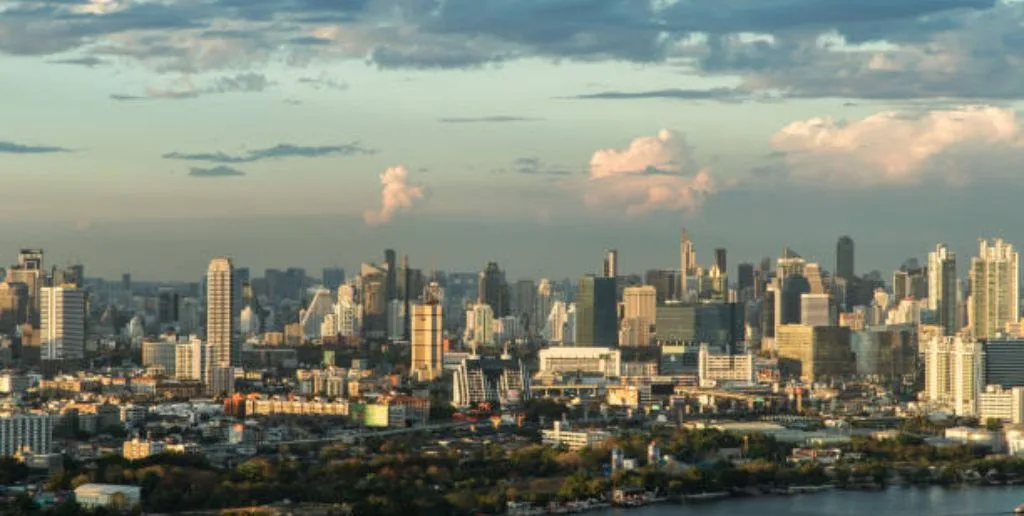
[464, 303, 495, 350]
[928, 244, 953, 310]
[534, 279, 554, 338]
[175, 336, 208, 382]
[925, 335, 984, 416]
[142, 339, 177, 376]
[411, 303, 444, 381]
[206, 257, 235, 394]
[300, 288, 334, 340]
[969, 238, 1020, 339]
[544, 301, 569, 343]
[240, 306, 260, 337]
[40, 286, 85, 361]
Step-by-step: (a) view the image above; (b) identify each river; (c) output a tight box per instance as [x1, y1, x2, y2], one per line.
[595, 487, 1024, 515]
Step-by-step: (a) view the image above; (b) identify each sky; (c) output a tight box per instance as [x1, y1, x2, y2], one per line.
[4, 0, 1024, 281]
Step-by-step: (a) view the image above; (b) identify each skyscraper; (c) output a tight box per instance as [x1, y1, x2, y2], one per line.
[479, 262, 509, 317]
[575, 276, 618, 347]
[836, 236, 855, 282]
[603, 249, 618, 278]
[411, 298, 444, 382]
[928, 243, 959, 336]
[680, 229, 696, 296]
[737, 263, 755, 299]
[40, 285, 85, 361]
[206, 257, 235, 394]
[621, 285, 656, 346]
[322, 267, 345, 292]
[385, 249, 397, 301]
[969, 238, 1019, 339]
[714, 248, 727, 277]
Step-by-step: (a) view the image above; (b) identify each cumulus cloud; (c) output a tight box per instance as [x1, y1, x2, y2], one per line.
[770, 105, 1024, 186]
[363, 166, 427, 226]
[584, 130, 717, 215]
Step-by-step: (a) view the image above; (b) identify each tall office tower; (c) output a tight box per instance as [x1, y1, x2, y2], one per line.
[322, 267, 345, 292]
[925, 335, 984, 416]
[928, 244, 953, 310]
[575, 276, 618, 347]
[513, 279, 536, 334]
[232, 267, 248, 324]
[478, 262, 509, 317]
[121, 273, 131, 292]
[411, 300, 444, 382]
[804, 262, 826, 294]
[157, 288, 180, 326]
[893, 270, 910, 301]
[836, 236, 855, 282]
[714, 248, 727, 277]
[680, 229, 696, 296]
[52, 265, 84, 289]
[206, 257, 235, 394]
[384, 249, 397, 301]
[361, 276, 386, 338]
[644, 269, 678, 303]
[7, 265, 40, 326]
[776, 247, 806, 284]
[403, 255, 412, 341]
[621, 285, 657, 346]
[40, 285, 86, 361]
[18, 249, 43, 271]
[603, 249, 618, 278]
[969, 238, 1020, 339]
[800, 293, 831, 327]
[780, 275, 811, 324]
[737, 263, 754, 296]
[0, 281, 28, 331]
[534, 279, 553, 338]
[762, 286, 777, 339]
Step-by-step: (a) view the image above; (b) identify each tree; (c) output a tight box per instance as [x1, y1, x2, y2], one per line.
[986, 418, 1004, 431]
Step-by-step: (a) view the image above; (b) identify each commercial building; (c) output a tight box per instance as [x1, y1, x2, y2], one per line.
[800, 293, 831, 327]
[244, 397, 350, 417]
[621, 286, 656, 347]
[697, 344, 754, 386]
[538, 347, 621, 378]
[40, 285, 86, 361]
[74, 484, 141, 511]
[411, 302, 444, 381]
[982, 339, 1024, 388]
[541, 421, 612, 451]
[175, 337, 208, 382]
[142, 340, 177, 377]
[978, 386, 1024, 424]
[776, 325, 855, 382]
[575, 276, 618, 347]
[928, 243, 958, 336]
[451, 356, 529, 408]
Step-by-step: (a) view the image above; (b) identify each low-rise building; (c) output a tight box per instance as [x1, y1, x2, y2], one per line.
[74, 484, 141, 510]
[541, 421, 611, 451]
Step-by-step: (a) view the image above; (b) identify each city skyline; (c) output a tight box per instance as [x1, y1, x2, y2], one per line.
[7, 1, 1024, 277]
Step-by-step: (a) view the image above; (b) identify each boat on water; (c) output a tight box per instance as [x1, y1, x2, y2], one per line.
[1014, 503, 1024, 514]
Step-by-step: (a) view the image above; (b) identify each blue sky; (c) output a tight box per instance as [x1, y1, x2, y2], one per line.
[3, 0, 1024, 280]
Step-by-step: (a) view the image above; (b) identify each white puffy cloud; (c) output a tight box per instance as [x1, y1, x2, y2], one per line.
[770, 105, 1024, 186]
[363, 166, 426, 226]
[584, 129, 717, 215]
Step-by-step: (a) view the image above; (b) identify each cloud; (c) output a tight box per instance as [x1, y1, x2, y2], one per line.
[0, 141, 70, 154]
[498, 157, 574, 176]
[363, 166, 427, 226]
[111, 72, 272, 100]
[569, 87, 752, 102]
[49, 56, 108, 67]
[438, 116, 544, 123]
[163, 142, 375, 163]
[297, 74, 349, 91]
[584, 130, 717, 215]
[770, 105, 1024, 186]
[188, 165, 246, 177]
